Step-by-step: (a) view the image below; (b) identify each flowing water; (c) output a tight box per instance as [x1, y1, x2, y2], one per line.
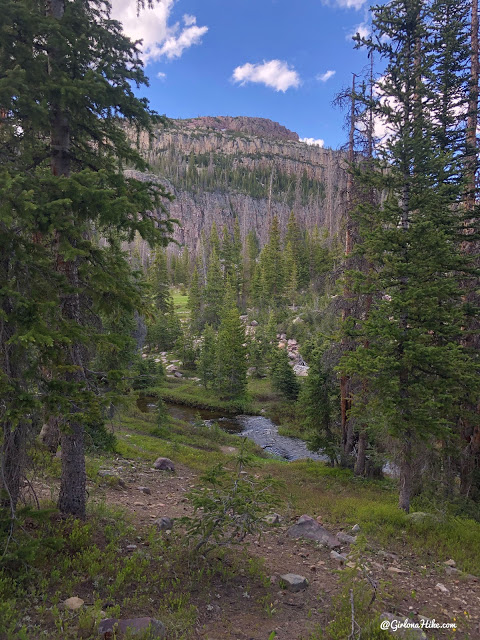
[137, 397, 327, 462]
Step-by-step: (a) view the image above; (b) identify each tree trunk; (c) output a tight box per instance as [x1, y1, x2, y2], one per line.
[340, 74, 357, 463]
[1, 421, 27, 513]
[39, 417, 60, 454]
[47, 0, 87, 519]
[354, 429, 367, 476]
[399, 434, 413, 512]
[58, 420, 86, 518]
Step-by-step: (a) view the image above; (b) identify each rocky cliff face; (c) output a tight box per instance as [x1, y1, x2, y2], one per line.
[137, 116, 348, 252]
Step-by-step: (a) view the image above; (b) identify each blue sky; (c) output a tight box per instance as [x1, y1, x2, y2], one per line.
[112, 0, 372, 149]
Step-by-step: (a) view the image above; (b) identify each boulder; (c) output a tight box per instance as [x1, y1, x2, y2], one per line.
[63, 597, 84, 611]
[435, 582, 449, 594]
[98, 617, 165, 639]
[154, 517, 173, 531]
[293, 364, 309, 377]
[173, 371, 183, 378]
[166, 364, 178, 372]
[287, 339, 297, 346]
[330, 551, 348, 564]
[250, 320, 259, 326]
[279, 573, 308, 592]
[153, 457, 175, 472]
[351, 524, 361, 534]
[264, 513, 282, 525]
[138, 486, 151, 495]
[287, 515, 341, 548]
[337, 532, 357, 544]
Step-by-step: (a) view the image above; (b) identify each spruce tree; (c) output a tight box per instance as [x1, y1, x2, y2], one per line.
[216, 283, 247, 398]
[0, 0, 175, 518]
[198, 324, 217, 389]
[271, 347, 299, 401]
[341, 0, 478, 511]
[258, 216, 284, 306]
[204, 247, 224, 328]
[187, 265, 203, 334]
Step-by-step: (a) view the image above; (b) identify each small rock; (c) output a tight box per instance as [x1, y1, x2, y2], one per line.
[351, 524, 361, 534]
[63, 597, 84, 611]
[435, 582, 449, 594]
[174, 371, 183, 378]
[98, 617, 165, 639]
[444, 559, 456, 567]
[445, 566, 461, 576]
[134, 502, 144, 507]
[264, 513, 282, 525]
[287, 515, 341, 548]
[126, 545, 138, 552]
[387, 566, 408, 574]
[153, 517, 173, 531]
[279, 574, 308, 592]
[138, 486, 151, 495]
[165, 364, 178, 372]
[337, 532, 357, 544]
[153, 457, 175, 472]
[330, 551, 348, 564]
[250, 320, 259, 326]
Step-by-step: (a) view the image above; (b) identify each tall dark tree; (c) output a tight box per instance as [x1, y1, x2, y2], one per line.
[0, 0, 174, 518]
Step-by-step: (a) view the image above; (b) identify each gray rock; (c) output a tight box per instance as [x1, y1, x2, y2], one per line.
[126, 545, 138, 552]
[138, 486, 151, 495]
[153, 457, 175, 472]
[279, 573, 308, 592]
[444, 558, 456, 567]
[435, 582, 449, 594]
[351, 524, 361, 534]
[293, 364, 309, 377]
[445, 566, 461, 576]
[98, 470, 117, 478]
[330, 550, 348, 563]
[264, 513, 282, 525]
[98, 617, 165, 639]
[154, 517, 173, 531]
[250, 320, 259, 326]
[166, 364, 178, 372]
[337, 532, 357, 544]
[379, 613, 427, 639]
[287, 515, 341, 548]
[174, 371, 183, 378]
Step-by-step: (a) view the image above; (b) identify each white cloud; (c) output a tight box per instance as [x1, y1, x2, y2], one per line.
[317, 70, 336, 83]
[156, 71, 167, 80]
[346, 20, 370, 41]
[327, 0, 367, 9]
[300, 137, 325, 148]
[232, 60, 301, 92]
[110, 0, 208, 63]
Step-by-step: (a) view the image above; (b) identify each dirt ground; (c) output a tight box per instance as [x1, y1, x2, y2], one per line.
[89, 459, 480, 640]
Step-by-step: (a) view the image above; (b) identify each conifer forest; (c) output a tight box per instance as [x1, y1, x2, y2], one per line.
[0, 0, 479, 638]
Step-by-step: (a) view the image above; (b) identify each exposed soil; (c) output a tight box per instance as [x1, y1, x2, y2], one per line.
[91, 459, 480, 640]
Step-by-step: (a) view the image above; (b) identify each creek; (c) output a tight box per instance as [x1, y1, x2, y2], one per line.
[136, 397, 327, 462]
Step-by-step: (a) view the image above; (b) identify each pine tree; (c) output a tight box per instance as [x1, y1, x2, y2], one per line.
[0, 0, 175, 518]
[258, 216, 284, 306]
[216, 283, 247, 398]
[204, 247, 224, 327]
[148, 249, 172, 313]
[271, 347, 299, 401]
[341, 0, 478, 511]
[187, 265, 203, 334]
[198, 324, 217, 389]
[284, 241, 298, 305]
[221, 225, 234, 280]
[299, 347, 336, 465]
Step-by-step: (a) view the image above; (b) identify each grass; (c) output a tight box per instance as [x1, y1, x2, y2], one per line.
[171, 290, 189, 318]
[0, 501, 272, 640]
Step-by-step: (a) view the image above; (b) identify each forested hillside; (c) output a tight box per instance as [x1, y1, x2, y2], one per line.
[131, 115, 347, 254]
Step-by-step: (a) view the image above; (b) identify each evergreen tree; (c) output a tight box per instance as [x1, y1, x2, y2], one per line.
[271, 347, 299, 401]
[285, 211, 309, 288]
[187, 265, 203, 334]
[0, 0, 175, 518]
[299, 347, 337, 465]
[221, 224, 234, 280]
[216, 283, 247, 398]
[204, 247, 224, 327]
[148, 249, 172, 313]
[284, 241, 298, 305]
[198, 324, 217, 389]
[341, 0, 478, 511]
[258, 216, 284, 305]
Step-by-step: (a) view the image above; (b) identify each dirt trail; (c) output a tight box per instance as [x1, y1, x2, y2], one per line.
[94, 459, 480, 640]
